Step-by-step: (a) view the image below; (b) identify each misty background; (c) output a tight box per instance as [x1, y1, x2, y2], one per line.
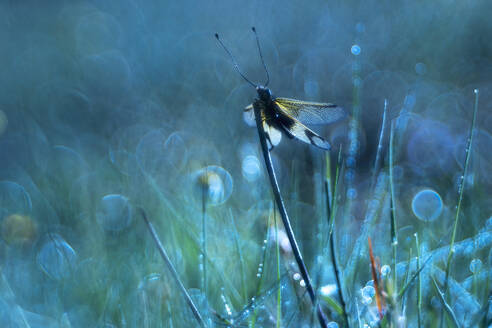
[0, 0, 491, 327]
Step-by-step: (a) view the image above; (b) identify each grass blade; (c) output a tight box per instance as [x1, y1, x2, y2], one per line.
[274, 202, 282, 328]
[229, 209, 247, 302]
[431, 276, 460, 328]
[138, 208, 206, 327]
[397, 250, 433, 300]
[415, 233, 422, 328]
[389, 120, 398, 295]
[330, 229, 348, 327]
[368, 237, 383, 320]
[370, 99, 388, 192]
[444, 89, 480, 290]
[253, 103, 329, 328]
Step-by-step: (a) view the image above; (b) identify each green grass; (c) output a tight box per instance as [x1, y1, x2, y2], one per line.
[127, 88, 490, 328]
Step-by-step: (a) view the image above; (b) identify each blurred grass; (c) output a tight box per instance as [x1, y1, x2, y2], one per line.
[0, 1, 490, 328]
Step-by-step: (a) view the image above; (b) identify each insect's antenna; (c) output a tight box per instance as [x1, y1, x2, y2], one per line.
[215, 33, 256, 88]
[251, 27, 270, 87]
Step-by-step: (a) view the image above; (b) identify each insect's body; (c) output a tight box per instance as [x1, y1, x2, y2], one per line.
[254, 87, 296, 143]
[245, 86, 345, 150]
[216, 30, 346, 151]
[254, 86, 282, 130]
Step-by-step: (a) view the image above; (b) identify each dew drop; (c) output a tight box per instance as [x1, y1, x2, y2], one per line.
[351, 44, 361, 56]
[381, 265, 391, 277]
[361, 295, 372, 305]
[361, 286, 375, 299]
[469, 258, 482, 274]
[320, 284, 337, 296]
[347, 188, 357, 200]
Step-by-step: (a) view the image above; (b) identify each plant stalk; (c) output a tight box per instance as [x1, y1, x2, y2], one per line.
[254, 104, 329, 328]
[139, 208, 206, 327]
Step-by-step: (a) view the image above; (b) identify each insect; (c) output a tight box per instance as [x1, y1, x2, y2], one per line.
[215, 27, 346, 150]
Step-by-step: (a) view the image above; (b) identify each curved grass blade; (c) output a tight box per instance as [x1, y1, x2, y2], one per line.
[432, 277, 460, 328]
[138, 208, 206, 327]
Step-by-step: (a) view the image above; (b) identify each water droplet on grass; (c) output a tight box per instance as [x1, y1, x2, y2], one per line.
[361, 296, 372, 305]
[351, 44, 361, 56]
[469, 258, 482, 273]
[320, 284, 337, 296]
[347, 188, 357, 199]
[361, 285, 375, 299]
[381, 265, 391, 277]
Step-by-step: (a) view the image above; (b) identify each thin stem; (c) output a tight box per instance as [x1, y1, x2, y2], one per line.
[389, 120, 398, 295]
[138, 208, 206, 327]
[229, 209, 247, 302]
[254, 103, 329, 328]
[275, 202, 282, 328]
[400, 248, 412, 313]
[370, 99, 388, 192]
[415, 233, 422, 328]
[326, 147, 348, 327]
[444, 89, 479, 291]
[251, 212, 271, 328]
[202, 183, 207, 297]
[330, 229, 349, 327]
[432, 277, 460, 328]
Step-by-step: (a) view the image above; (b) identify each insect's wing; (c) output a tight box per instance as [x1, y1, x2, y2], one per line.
[275, 108, 332, 150]
[244, 104, 254, 112]
[274, 97, 346, 125]
[245, 103, 282, 149]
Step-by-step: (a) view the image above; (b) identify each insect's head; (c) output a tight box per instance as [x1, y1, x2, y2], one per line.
[256, 86, 272, 102]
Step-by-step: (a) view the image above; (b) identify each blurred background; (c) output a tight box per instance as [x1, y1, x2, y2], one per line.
[0, 0, 491, 327]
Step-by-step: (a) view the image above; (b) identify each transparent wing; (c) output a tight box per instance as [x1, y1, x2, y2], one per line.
[277, 112, 331, 150]
[274, 97, 346, 125]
